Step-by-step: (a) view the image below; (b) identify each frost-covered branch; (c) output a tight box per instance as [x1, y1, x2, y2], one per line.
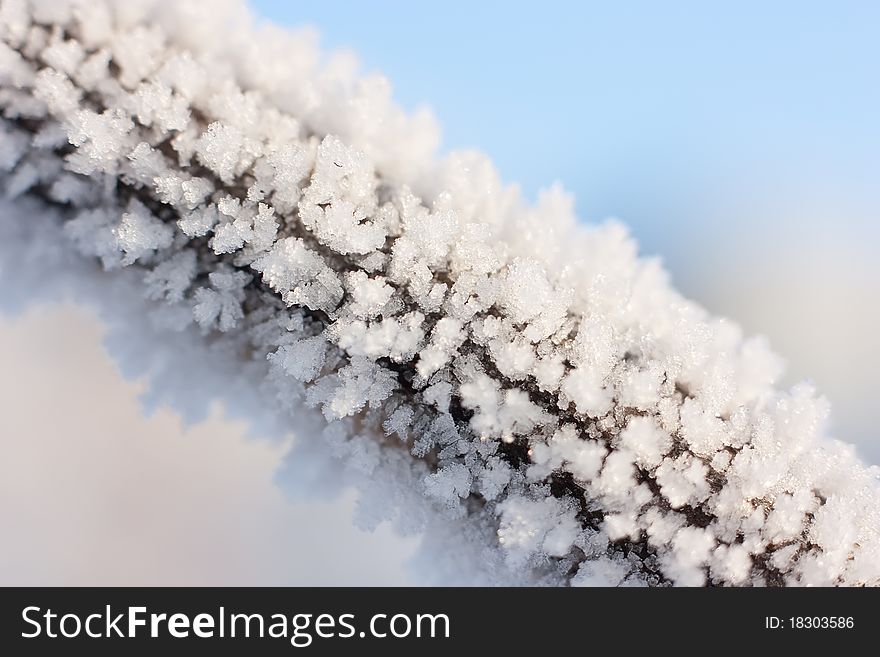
[1, 0, 878, 586]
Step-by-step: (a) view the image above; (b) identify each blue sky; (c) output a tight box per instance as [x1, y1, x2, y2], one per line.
[251, 1, 880, 456]
[250, 1, 878, 271]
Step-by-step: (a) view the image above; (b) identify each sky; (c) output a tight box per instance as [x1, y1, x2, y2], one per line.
[251, 0, 880, 460]
[250, 1, 879, 255]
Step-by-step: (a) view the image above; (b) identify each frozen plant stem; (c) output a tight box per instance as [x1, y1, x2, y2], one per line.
[0, 0, 878, 586]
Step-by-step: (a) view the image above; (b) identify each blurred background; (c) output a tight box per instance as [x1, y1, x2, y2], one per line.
[1, 1, 876, 585]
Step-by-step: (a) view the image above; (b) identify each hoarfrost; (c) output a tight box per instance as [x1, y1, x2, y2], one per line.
[1, 0, 878, 587]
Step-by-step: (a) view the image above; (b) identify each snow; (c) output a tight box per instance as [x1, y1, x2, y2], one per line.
[1, 0, 878, 587]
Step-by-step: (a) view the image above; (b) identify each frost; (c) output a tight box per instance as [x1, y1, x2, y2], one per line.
[619, 416, 670, 469]
[192, 268, 250, 332]
[424, 463, 471, 510]
[65, 108, 133, 174]
[128, 81, 190, 133]
[655, 455, 711, 509]
[562, 367, 612, 418]
[417, 317, 464, 378]
[251, 237, 342, 314]
[211, 202, 277, 256]
[299, 135, 384, 255]
[573, 558, 641, 587]
[345, 271, 394, 319]
[498, 258, 569, 342]
[111, 25, 164, 90]
[383, 406, 413, 440]
[144, 249, 196, 303]
[665, 527, 716, 586]
[33, 68, 81, 115]
[497, 496, 579, 566]
[115, 200, 173, 265]
[268, 336, 326, 383]
[2, 0, 879, 588]
[195, 121, 248, 184]
[317, 357, 397, 420]
[178, 204, 218, 237]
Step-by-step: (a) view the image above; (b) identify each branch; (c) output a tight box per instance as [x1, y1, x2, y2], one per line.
[1, 0, 878, 586]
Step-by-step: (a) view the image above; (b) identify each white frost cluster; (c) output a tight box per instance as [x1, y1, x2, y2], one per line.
[1, 0, 878, 586]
